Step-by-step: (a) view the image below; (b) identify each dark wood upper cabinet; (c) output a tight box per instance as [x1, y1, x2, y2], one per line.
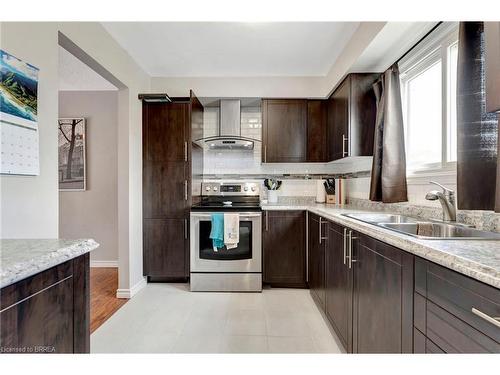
[327, 73, 379, 161]
[307, 100, 328, 162]
[353, 233, 414, 353]
[325, 222, 353, 352]
[143, 103, 189, 163]
[262, 99, 307, 163]
[308, 213, 326, 307]
[263, 210, 307, 287]
[485, 22, 500, 113]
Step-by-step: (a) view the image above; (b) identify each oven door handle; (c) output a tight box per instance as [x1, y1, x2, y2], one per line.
[191, 213, 262, 219]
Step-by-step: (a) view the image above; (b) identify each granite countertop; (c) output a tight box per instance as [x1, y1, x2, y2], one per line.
[0, 239, 99, 288]
[262, 203, 500, 289]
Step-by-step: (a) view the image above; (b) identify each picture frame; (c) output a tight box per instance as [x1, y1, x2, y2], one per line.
[58, 117, 86, 191]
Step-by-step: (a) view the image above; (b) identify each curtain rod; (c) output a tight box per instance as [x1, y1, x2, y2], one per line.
[395, 21, 444, 65]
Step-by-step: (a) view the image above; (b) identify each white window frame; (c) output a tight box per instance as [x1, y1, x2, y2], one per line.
[399, 22, 459, 178]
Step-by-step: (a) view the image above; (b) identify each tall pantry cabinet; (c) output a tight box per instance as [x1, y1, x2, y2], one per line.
[142, 91, 203, 280]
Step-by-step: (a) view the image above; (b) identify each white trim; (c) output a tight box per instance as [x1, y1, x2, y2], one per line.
[116, 277, 147, 299]
[90, 260, 118, 268]
[399, 22, 460, 176]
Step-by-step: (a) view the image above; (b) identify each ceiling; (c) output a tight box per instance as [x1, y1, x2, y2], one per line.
[59, 46, 118, 91]
[101, 22, 360, 77]
[350, 22, 438, 72]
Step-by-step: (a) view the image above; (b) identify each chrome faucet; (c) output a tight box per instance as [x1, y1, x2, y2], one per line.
[425, 181, 457, 222]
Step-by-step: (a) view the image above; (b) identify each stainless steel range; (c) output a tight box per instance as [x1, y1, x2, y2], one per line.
[190, 181, 262, 292]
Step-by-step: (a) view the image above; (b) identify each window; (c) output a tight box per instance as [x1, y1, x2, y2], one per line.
[399, 23, 459, 173]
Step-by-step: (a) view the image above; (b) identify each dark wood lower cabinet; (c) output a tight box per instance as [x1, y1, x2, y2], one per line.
[309, 215, 500, 354]
[263, 210, 306, 287]
[325, 222, 352, 352]
[353, 234, 414, 353]
[414, 257, 500, 353]
[311, 217, 413, 353]
[308, 213, 326, 307]
[143, 219, 188, 278]
[0, 254, 90, 353]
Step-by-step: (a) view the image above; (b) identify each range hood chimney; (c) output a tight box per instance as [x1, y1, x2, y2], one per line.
[197, 99, 259, 150]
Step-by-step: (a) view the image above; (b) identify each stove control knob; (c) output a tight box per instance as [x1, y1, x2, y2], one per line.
[213, 186, 218, 191]
[205, 186, 211, 191]
[251, 186, 256, 192]
[244, 186, 249, 192]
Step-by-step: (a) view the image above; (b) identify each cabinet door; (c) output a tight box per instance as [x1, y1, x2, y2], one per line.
[307, 100, 328, 162]
[485, 22, 500, 113]
[143, 219, 188, 278]
[353, 234, 414, 353]
[1, 261, 74, 353]
[262, 99, 307, 163]
[263, 210, 306, 287]
[325, 222, 352, 352]
[349, 73, 379, 156]
[327, 78, 349, 161]
[143, 102, 189, 162]
[308, 213, 325, 307]
[143, 162, 187, 219]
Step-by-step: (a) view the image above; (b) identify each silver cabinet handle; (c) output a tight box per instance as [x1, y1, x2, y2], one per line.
[319, 217, 328, 244]
[342, 134, 349, 157]
[184, 141, 188, 162]
[264, 145, 267, 163]
[265, 211, 269, 231]
[343, 228, 347, 265]
[184, 180, 188, 201]
[348, 230, 358, 269]
[472, 308, 500, 329]
[319, 217, 322, 244]
[184, 219, 188, 240]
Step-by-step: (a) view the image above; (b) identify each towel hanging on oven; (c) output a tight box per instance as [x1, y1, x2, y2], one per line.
[224, 213, 239, 249]
[209, 213, 224, 251]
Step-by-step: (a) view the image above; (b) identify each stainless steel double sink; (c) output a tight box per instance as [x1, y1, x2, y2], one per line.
[342, 213, 500, 240]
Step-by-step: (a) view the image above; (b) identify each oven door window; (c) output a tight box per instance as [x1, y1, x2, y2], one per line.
[199, 220, 252, 260]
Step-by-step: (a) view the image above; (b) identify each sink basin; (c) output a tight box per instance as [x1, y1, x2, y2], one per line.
[342, 213, 418, 224]
[378, 222, 500, 240]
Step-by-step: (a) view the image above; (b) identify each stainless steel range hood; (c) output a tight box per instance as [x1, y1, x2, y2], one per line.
[196, 99, 259, 150]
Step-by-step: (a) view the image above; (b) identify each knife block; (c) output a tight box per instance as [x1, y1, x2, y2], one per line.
[326, 194, 336, 204]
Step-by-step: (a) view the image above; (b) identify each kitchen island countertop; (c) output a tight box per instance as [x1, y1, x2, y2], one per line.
[1, 239, 99, 288]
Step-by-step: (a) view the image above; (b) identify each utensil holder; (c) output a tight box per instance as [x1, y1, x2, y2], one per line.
[268, 190, 278, 204]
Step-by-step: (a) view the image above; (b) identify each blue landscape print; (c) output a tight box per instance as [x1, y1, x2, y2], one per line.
[0, 49, 39, 124]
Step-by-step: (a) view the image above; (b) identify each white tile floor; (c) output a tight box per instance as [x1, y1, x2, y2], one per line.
[91, 283, 344, 353]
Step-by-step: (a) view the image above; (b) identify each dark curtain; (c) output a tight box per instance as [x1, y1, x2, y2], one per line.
[457, 22, 499, 211]
[369, 64, 408, 203]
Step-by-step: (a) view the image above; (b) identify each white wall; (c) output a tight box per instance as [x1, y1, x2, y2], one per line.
[59, 91, 118, 264]
[0, 23, 60, 238]
[1, 22, 150, 296]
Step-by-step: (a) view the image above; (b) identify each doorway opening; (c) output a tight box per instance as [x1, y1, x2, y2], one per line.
[57, 35, 126, 333]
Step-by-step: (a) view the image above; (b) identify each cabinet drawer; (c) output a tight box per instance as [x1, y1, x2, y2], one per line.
[427, 300, 500, 353]
[413, 328, 426, 353]
[415, 257, 500, 343]
[425, 337, 445, 353]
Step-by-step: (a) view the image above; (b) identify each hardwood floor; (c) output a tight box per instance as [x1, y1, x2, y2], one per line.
[90, 267, 127, 333]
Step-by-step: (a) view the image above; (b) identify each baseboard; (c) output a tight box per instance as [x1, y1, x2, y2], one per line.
[116, 277, 147, 299]
[90, 260, 118, 268]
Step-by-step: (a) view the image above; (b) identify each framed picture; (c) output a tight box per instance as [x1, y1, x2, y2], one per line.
[0, 49, 40, 175]
[58, 118, 86, 191]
